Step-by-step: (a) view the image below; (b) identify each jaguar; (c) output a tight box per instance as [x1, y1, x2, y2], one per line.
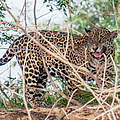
[0, 27, 118, 107]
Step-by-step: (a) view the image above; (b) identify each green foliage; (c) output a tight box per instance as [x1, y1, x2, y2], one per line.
[70, 0, 120, 33]
[76, 91, 97, 104]
[43, 0, 73, 15]
[0, 0, 6, 18]
[0, 0, 15, 44]
[43, 92, 68, 107]
[0, 77, 24, 108]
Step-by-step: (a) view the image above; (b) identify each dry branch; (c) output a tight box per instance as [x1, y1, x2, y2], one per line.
[34, 0, 37, 28]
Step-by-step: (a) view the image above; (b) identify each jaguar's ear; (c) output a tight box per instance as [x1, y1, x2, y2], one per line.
[85, 28, 91, 36]
[110, 30, 118, 39]
[85, 28, 91, 33]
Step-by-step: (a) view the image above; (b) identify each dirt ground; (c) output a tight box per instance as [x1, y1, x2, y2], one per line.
[0, 106, 120, 120]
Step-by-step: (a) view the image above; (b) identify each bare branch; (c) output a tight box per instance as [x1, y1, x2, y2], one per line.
[24, 0, 27, 29]
[34, 0, 37, 28]
[42, 56, 57, 89]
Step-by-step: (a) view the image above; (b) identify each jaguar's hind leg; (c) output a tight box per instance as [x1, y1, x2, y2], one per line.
[24, 62, 48, 108]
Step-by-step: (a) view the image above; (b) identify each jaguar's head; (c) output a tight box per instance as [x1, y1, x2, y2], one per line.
[84, 27, 118, 59]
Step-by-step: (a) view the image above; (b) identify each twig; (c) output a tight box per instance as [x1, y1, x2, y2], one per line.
[34, 0, 37, 29]
[68, 0, 74, 49]
[110, 55, 118, 107]
[24, 0, 27, 29]
[112, 0, 118, 29]
[66, 89, 78, 109]
[64, 27, 69, 57]
[37, 9, 57, 19]
[42, 56, 57, 89]
[45, 98, 62, 120]
[92, 104, 120, 120]
[19, 1, 25, 17]
[98, 53, 107, 107]
[61, 108, 70, 120]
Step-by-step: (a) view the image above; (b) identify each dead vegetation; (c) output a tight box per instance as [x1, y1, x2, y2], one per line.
[0, 106, 120, 120]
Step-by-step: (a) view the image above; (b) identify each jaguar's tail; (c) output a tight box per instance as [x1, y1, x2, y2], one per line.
[0, 44, 15, 66]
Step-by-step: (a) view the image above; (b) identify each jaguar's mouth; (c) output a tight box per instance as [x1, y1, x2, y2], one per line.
[93, 52, 103, 58]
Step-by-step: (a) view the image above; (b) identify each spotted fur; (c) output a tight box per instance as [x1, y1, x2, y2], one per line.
[0, 27, 118, 107]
